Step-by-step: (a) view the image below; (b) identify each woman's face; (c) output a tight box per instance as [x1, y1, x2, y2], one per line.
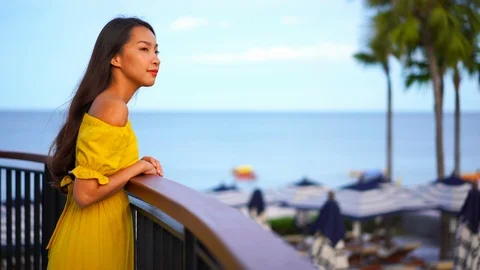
[113, 26, 160, 87]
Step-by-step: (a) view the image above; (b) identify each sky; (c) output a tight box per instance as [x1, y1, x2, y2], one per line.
[1, 0, 479, 112]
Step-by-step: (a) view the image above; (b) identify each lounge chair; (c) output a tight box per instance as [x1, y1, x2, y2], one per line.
[375, 242, 421, 264]
[309, 233, 350, 270]
[346, 244, 379, 268]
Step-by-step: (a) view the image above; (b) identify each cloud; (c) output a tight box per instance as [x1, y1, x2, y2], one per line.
[169, 17, 208, 31]
[191, 43, 356, 63]
[282, 16, 299, 25]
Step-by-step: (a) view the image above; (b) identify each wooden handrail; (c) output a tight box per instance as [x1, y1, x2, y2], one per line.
[0, 151, 313, 269]
[0, 151, 48, 164]
[126, 176, 313, 269]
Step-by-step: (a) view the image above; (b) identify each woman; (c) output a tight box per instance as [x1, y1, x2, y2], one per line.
[46, 17, 162, 269]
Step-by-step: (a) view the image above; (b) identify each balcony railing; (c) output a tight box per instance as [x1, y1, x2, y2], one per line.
[0, 151, 313, 269]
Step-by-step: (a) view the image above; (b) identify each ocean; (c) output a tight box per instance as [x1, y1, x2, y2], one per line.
[0, 110, 478, 192]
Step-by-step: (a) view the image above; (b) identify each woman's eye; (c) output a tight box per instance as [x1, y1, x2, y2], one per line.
[155, 50, 159, 55]
[141, 48, 148, 52]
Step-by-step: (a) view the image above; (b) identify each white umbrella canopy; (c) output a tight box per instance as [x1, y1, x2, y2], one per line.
[273, 177, 329, 206]
[207, 189, 251, 208]
[415, 174, 472, 213]
[204, 182, 248, 208]
[337, 183, 436, 220]
[205, 183, 285, 208]
[289, 180, 436, 221]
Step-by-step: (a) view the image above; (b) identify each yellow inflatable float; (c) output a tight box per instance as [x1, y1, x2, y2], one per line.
[232, 165, 256, 181]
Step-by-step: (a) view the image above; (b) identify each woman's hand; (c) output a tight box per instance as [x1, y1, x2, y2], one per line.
[138, 160, 157, 175]
[140, 156, 163, 176]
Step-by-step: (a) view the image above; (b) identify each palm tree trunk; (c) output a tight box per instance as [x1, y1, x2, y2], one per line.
[449, 69, 461, 260]
[425, 42, 447, 259]
[383, 64, 393, 249]
[453, 67, 461, 176]
[425, 46, 445, 181]
[385, 66, 393, 182]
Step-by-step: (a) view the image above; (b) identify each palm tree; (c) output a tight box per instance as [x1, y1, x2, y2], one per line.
[367, 1, 447, 180]
[354, 31, 395, 248]
[450, 1, 480, 175]
[354, 40, 393, 184]
[365, 0, 479, 259]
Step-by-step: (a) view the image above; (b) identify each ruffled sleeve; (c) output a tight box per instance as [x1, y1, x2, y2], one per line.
[65, 113, 133, 186]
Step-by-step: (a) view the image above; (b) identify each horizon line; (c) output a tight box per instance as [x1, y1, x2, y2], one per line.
[1, 108, 479, 114]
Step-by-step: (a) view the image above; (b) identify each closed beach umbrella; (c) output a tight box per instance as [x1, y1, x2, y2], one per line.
[248, 189, 266, 216]
[308, 192, 349, 270]
[309, 192, 345, 246]
[453, 187, 480, 269]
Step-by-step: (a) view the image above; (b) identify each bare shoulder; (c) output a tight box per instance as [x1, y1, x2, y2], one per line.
[88, 94, 129, 127]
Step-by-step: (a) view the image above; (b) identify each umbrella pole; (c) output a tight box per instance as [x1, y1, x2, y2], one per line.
[384, 216, 393, 249]
[353, 221, 361, 239]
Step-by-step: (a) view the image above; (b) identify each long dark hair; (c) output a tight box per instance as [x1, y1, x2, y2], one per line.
[48, 17, 155, 190]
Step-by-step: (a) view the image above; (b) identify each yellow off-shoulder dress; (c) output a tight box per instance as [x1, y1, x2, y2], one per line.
[46, 113, 139, 270]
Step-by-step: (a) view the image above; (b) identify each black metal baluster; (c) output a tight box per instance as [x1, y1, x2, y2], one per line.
[144, 218, 154, 270]
[6, 169, 13, 269]
[153, 223, 163, 268]
[15, 170, 22, 268]
[184, 229, 197, 270]
[25, 171, 32, 269]
[172, 231, 183, 269]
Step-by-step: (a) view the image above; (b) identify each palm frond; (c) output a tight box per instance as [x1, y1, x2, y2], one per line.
[367, 0, 390, 7]
[405, 72, 431, 89]
[406, 59, 429, 70]
[353, 52, 379, 66]
[428, 5, 449, 31]
[389, 15, 421, 53]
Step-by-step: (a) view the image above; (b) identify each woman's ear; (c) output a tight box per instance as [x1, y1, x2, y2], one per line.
[111, 54, 121, 68]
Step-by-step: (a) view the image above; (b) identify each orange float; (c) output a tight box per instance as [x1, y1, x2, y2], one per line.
[232, 165, 256, 181]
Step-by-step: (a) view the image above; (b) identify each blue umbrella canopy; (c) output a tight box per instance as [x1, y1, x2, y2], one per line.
[436, 174, 467, 186]
[292, 176, 322, 187]
[358, 169, 387, 182]
[342, 179, 382, 191]
[363, 174, 390, 184]
[209, 182, 239, 192]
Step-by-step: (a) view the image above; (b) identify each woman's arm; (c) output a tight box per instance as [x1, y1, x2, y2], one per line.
[73, 95, 154, 208]
[73, 160, 152, 208]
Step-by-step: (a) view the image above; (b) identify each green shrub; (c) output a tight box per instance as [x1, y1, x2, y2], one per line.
[268, 214, 404, 236]
[268, 217, 299, 235]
